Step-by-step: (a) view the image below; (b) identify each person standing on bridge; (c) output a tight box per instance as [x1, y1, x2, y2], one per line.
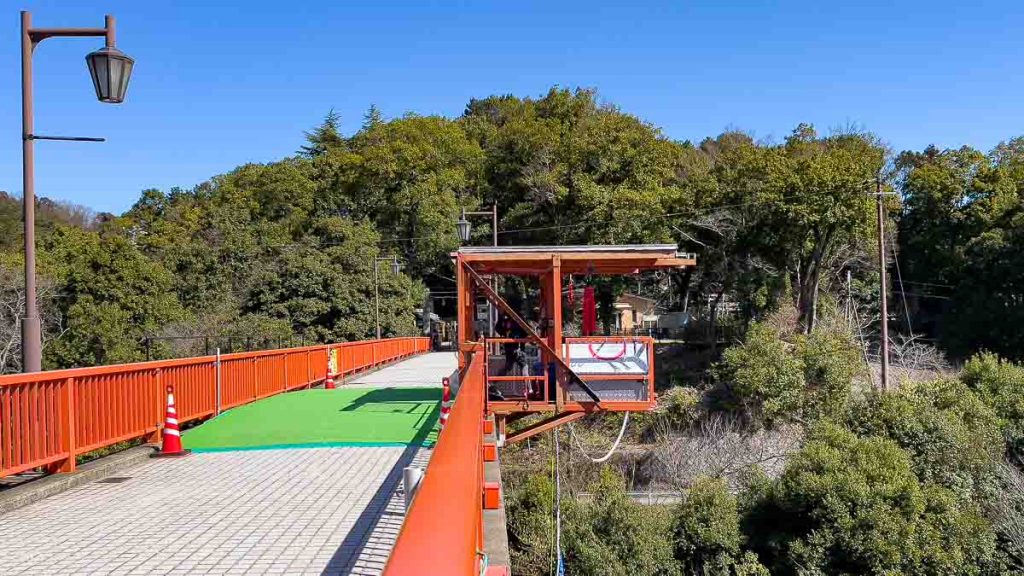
[497, 314, 525, 376]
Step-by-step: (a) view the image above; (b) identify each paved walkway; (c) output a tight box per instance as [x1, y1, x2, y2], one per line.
[344, 352, 456, 388]
[0, 352, 456, 576]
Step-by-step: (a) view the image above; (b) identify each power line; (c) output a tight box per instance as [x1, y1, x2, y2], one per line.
[887, 233, 913, 333]
[259, 194, 810, 252]
[899, 279, 954, 289]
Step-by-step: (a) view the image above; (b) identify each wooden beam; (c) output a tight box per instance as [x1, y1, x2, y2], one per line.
[505, 411, 587, 445]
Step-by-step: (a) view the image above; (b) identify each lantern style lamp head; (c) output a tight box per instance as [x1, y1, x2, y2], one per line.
[86, 45, 134, 103]
[456, 217, 471, 243]
[391, 257, 402, 276]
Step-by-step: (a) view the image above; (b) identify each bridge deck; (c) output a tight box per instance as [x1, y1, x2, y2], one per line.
[0, 352, 456, 576]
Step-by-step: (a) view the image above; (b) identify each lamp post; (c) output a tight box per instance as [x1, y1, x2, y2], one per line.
[374, 256, 402, 340]
[19, 11, 134, 372]
[456, 205, 499, 336]
[456, 205, 498, 247]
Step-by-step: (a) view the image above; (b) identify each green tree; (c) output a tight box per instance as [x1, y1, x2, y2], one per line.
[343, 115, 484, 278]
[506, 472, 556, 575]
[846, 379, 1003, 503]
[960, 352, 1024, 458]
[300, 109, 345, 157]
[744, 423, 1002, 575]
[39, 225, 184, 367]
[673, 477, 768, 576]
[715, 318, 857, 423]
[896, 140, 1024, 359]
[563, 468, 679, 576]
[711, 125, 884, 332]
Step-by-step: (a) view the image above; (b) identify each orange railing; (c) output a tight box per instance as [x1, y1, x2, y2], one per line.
[385, 349, 486, 575]
[0, 337, 430, 479]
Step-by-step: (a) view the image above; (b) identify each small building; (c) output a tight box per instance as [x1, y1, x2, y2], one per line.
[614, 294, 660, 333]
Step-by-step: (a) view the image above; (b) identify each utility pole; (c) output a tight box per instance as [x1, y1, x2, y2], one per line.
[875, 177, 890, 391]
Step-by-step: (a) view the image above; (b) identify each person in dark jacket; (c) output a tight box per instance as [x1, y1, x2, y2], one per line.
[498, 315, 524, 376]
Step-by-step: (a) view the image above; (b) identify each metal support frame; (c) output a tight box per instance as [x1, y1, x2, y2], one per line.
[504, 412, 587, 445]
[462, 261, 602, 405]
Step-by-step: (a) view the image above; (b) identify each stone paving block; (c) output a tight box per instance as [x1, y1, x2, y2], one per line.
[0, 355, 447, 575]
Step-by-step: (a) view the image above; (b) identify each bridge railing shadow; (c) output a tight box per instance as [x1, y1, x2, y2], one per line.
[321, 391, 440, 575]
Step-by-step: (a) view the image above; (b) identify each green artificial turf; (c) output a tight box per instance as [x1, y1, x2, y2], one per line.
[183, 387, 440, 452]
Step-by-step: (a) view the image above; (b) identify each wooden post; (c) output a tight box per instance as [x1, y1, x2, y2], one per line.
[876, 178, 890, 392]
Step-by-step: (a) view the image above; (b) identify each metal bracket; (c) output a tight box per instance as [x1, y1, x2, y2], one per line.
[25, 134, 105, 142]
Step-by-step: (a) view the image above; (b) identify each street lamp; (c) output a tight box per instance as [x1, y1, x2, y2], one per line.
[86, 45, 135, 103]
[374, 256, 402, 340]
[456, 205, 499, 335]
[456, 205, 498, 247]
[19, 11, 134, 372]
[456, 216, 471, 243]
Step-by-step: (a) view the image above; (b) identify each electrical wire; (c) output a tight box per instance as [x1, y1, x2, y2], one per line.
[257, 190, 826, 252]
[850, 301, 876, 389]
[887, 234, 913, 333]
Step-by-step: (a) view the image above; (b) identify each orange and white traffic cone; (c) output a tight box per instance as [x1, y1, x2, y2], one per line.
[152, 385, 191, 458]
[439, 377, 452, 429]
[325, 348, 338, 389]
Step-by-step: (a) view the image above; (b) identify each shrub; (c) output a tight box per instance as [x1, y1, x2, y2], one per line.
[798, 326, 859, 420]
[506, 473, 556, 575]
[743, 423, 1003, 575]
[673, 477, 769, 575]
[716, 322, 857, 423]
[845, 379, 1002, 503]
[717, 323, 805, 422]
[961, 352, 1024, 457]
[563, 468, 679, 576]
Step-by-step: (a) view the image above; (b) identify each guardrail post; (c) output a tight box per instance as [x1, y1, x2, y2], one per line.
[215, 349, 222, 416]
[342, 342, 350, 383]
[305, 349, 311, 388]
[282, 353, 288, 391]
[150, 369, 163, 442]
[251, 357, 258, 400]
[53, 377, 76, 473]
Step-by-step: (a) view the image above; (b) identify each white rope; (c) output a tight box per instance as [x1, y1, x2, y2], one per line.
[554, 427, 563, 575]
[567, 412, 630, 463]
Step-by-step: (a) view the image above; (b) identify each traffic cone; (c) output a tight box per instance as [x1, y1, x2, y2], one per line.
[439, 377, 452, 429]
[325, 347, 338, 389]
[152, 385, 191, 458]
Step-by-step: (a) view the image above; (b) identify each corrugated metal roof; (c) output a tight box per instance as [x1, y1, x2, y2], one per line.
[457, 244, 679, 254]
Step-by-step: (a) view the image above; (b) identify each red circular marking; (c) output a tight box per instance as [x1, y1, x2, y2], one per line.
[588, 341, 628, 361]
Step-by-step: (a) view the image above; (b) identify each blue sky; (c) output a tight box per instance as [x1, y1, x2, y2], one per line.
[2, 0, 1023, 214]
